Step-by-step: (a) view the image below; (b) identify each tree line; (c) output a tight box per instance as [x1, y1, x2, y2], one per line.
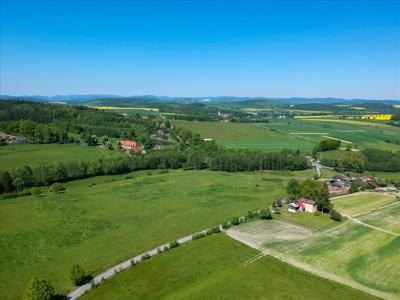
[0, 148, 307, 194]
[320, 148, 400, 173]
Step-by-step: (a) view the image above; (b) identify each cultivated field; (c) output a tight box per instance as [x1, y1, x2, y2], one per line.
[358, 204, 400, 234]
[261, 118, 400, 151]
[229, 205, 400, 299]
[82, 234, 376, 300]
[173, 120, 316, 152]
[0, 143, 123, 171]
[331, 192, 396, 216]
[0, 169, 310, 299]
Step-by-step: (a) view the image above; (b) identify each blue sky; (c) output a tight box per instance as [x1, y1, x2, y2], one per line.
[1, 0, 399, 99]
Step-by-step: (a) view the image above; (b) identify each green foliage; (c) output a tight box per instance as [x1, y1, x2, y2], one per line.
[260, 208, 272, 220]
[286, 179, 300, 200]
[169, 240, 180, 249]
[30, 187, 42, 196]
[349, 179, 362, 194]
[70, 264, 86, 286]
[22, 277, 54, 300]
[205, 226, 221, 236]
[50, 182, 65, 193]
[192, 232, 206, 240]
[299, 180, 331, 212]
[231, 216, 240, 225]
[314, 139, 341, 152]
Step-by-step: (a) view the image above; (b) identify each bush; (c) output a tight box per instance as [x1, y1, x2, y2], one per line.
[314, 210, 321, 216]
[260, 208, 272, 220]
[222, 222, 231, 229]
[157, 247, 162, 254]
[70, 264, 86, 286]
[30, 187, 42, 196]
[142, 253, 151, 260]
[130, 259, 136, 266]
[206, 226, 221, 236]
[192, 232, 206, 240]
[330, 209, 342, 221]
[163, 246, 169, 252]
[231, 216, 240, 225]
[158, 169, 169, 174]
[125, 175, 133, 179]
[50, 182, 65, 193]
[169, 240, 180, 249]
[247, 211, 255, 218]
[23, 277, 54, 300]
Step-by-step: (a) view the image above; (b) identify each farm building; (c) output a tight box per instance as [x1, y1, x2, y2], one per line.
[297, 198, 317, 213]
[361, 176, 374, 184]
[287, 198, 317, 213]
[119, 140, 142, 154]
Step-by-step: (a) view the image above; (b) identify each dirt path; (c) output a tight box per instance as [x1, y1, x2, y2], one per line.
[226, 230, 395, 300]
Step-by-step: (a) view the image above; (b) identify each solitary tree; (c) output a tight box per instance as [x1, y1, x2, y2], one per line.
[22, 277, 54, 300]
[70, 264, 85, 286]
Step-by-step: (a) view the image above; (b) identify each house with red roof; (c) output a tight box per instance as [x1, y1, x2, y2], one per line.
[119, 140, 142, 154]
[297, 198, 317, 213]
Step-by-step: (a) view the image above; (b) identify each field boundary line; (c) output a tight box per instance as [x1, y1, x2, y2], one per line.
[351, 201, 399, 218]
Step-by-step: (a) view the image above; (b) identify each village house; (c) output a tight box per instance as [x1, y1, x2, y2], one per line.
[297, 198, 317, 213]
[119, 140, 142, 154]
[288, 198, 317, 213]
[361, 175, 374, 184]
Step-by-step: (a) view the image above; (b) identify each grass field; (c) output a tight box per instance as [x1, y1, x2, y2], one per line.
[82, 234, 377, 300]
[0, 143, 123, 171]
[358, 204, 400, 234]
[232, 217, 400, 298]
[274, 206, 336, 230]
[0, 169, 316, 299]
[261, 118, 400, 151]
[331, 192, 395, 216]
[173, 120, 316, 152]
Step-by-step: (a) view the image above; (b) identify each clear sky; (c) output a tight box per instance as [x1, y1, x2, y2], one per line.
[1, 0, 399, 99]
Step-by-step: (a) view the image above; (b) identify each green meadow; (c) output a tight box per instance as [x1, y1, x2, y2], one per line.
[82, 234, 377, 300]
[0, 143, 123, 171]
[331, 193, 395, 216]
[172, 120, 316, 152]
[0, 169, 317, 299]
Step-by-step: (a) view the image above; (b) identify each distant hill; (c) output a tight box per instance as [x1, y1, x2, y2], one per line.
[1, 94, 399, 105]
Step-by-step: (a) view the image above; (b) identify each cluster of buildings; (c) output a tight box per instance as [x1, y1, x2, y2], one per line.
[326, 175, 374, 196]
[119, 140, 143, 154]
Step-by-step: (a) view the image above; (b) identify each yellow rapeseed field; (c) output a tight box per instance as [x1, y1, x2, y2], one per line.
[360, 114, 393, 120]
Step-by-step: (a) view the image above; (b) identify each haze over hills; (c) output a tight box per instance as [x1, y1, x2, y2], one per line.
[1, 94, 399, 105]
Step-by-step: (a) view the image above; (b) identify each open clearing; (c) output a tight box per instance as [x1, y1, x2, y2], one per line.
[173, 120, 316, 152]
[331, 192, 396, 216]
[81, 234, 377, 300]
[0, 143, 123, 171]
[229, 217, 400, 299]
[0, 169, 313, 299]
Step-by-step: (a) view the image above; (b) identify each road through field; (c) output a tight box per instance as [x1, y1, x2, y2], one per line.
[226, 230, 394, 300]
